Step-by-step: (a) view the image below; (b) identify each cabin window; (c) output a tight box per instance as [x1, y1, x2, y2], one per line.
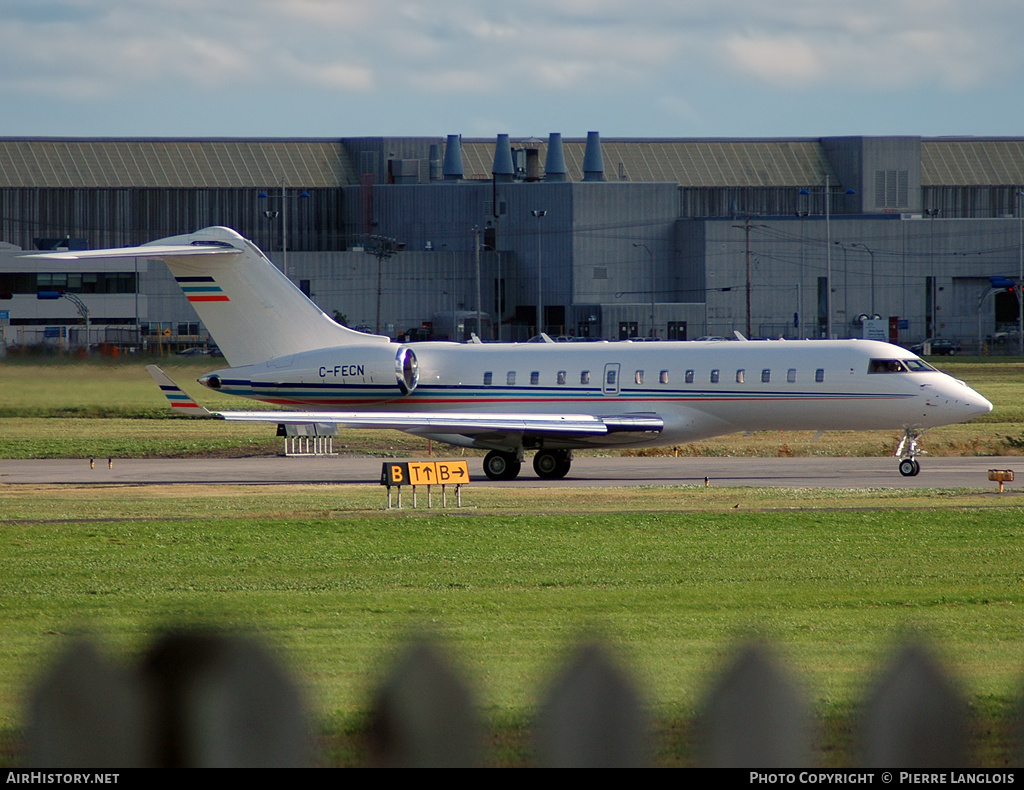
[557, 370, 567, 385]
[787, 368, 797, 383]
[483, 371, 493, 386]
[530, 371, 540, 385]
[635, 370, 644, 385]
[710, 369, 720, 384]
[868, 358, 909, 374]
[581, 370, 590, 385]
[761, 369, 771, 383]
[736, 369, 745, 384]
[685, 370, 694, 384]
[660, 370, 669, 384]
[507, 371, 516, 385]
[815, 368, 825, 383]
[606, 368, 618, 386]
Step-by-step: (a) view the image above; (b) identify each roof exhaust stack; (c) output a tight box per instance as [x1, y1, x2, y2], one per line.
[442, 134, 463, 181]
[544, 133, 567, 182]
[582, 131, 606, 182]
[492, 134, 514, 182]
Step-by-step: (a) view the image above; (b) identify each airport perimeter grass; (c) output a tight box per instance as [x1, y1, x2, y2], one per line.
[1, 483, 1024, 766]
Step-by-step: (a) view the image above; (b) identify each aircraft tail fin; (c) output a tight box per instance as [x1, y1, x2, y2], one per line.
[146, 365, 212, 417]
[27, 227, 390, 367]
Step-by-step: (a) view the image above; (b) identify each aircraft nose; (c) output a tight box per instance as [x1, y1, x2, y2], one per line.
[965, 387, 994, 418]
[946, 380, 992, 420]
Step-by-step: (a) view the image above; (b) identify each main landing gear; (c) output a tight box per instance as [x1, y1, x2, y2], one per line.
[532, 449, 572, 480]
[896, 428, 924, 477]
[482, 449, 573, 481]
[483, 450, 522, 481]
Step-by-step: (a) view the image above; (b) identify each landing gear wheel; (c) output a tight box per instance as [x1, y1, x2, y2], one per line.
[899, 458, 920, 477]
[533, 449, 571, 479]
[483, 450, 522, 481]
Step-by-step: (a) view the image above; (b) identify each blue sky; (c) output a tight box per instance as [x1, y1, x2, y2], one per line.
[2, 0, 1021, 139]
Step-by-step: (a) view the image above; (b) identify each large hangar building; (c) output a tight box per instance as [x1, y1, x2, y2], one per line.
[1, 134, 1022, 351]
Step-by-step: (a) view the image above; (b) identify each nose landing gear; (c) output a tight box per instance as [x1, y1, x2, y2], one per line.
[896, 429, 924, 477]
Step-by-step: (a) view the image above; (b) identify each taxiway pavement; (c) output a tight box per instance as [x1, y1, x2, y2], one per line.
[0, 455, 1015, 491]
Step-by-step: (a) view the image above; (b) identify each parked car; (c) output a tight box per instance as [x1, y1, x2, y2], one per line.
[909, 338, 960, 356]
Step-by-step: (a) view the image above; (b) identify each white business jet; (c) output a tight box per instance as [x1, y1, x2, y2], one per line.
[30, 227, 992, 480]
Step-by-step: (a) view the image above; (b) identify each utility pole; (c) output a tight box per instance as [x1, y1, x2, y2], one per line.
[531, 210, 547, 335]
[732, 217, 760, 338]
[364, 236, 403, 336]
[473, 226, 483, 338]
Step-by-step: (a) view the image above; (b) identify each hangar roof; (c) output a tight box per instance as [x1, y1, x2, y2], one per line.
[0, 138, 357, 188]
[2, 136, 1024, 190]
[921, 139, 1024, 186]
[460, 138, 837, 186]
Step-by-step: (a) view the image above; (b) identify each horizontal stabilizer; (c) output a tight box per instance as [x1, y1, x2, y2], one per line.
[24, 243, 241, 261]
[146, 365, 212, 417]
[24, 227, 389, 368]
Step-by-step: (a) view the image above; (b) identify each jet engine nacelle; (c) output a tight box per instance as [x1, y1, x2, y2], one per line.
[200, 345, 420, 398]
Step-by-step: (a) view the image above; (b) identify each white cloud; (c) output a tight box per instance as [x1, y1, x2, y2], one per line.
[0, 0, 1021, 136]
[724, 35, 823, 87]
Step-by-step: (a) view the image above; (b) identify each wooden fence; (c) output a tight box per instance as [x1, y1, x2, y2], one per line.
[21, 631, 1001, 767]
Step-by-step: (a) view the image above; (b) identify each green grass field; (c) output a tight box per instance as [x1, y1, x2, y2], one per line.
[1, 356, 1023, 766]
[1, 483, 1023, 766]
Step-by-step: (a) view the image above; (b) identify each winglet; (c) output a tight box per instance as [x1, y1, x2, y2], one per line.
[146, 365, 212, 416]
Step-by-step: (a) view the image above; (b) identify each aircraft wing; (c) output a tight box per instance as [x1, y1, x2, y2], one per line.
[209, 409, 663, 437]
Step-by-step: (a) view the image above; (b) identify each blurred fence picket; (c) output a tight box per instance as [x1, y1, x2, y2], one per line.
[20, 630, 994, 768]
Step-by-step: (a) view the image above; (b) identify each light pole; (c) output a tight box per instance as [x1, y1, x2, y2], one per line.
[834, 241, 850, 335]
[800, 175, 855, 338]
[258, 180, 310, 279]
[850, 242, 876, 318]
[531, 210, 546, 335]
[37, 290, 90, 351]
[632, 242, 656, 338]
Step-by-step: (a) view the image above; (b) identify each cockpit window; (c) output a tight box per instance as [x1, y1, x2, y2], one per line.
[869, 359, 909, 373]
[903, 359, 936, 372]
